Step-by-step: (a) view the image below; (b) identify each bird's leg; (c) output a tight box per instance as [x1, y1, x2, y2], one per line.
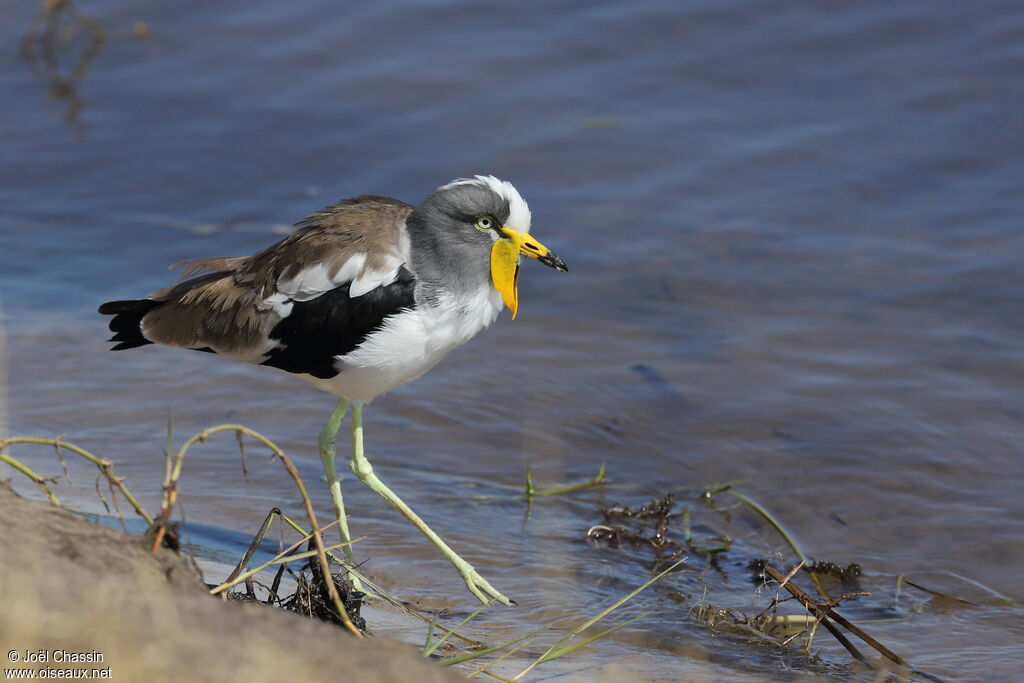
[348, 402, 512, 606]
[318, 397, 363, 591]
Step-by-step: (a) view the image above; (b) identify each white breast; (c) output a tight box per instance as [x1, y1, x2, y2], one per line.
[299, 287, 503, 402]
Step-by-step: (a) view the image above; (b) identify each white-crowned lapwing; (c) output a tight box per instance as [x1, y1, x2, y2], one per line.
[99, 175, 568, 605]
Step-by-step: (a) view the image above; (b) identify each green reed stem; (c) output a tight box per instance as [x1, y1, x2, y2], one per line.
[0, 451, 60, 506]
[0, 436, 150, 523]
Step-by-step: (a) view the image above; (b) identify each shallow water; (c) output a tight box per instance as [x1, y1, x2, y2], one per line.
[3, 0, 1024, 679]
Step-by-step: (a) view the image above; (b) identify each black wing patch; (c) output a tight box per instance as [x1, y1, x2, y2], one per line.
[260, 267, 417, 379]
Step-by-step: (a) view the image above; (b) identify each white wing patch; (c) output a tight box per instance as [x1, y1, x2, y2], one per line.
[349, 254, 403, 297]
[264, 251, 405, 313]
[261, 292, 293, 317]
[277, 256, 366, 302]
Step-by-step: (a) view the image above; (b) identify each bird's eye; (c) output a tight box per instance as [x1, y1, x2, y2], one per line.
[474, 216, 495, 231]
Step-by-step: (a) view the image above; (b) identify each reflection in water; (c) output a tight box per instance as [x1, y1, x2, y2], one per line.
[20, 0, 105, 137]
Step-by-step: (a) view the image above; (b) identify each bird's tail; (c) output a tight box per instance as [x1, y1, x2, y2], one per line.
[98, 299, 162, 350]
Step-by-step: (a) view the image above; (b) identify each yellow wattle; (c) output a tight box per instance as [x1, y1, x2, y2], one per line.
[490, 237, 522, 319]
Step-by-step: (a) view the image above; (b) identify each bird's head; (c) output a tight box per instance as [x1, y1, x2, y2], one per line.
[417, 175, 567, 319]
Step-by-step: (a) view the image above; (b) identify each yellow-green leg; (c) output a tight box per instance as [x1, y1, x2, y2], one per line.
[317, 397, 363, 592]
[348, 401, 513, 606]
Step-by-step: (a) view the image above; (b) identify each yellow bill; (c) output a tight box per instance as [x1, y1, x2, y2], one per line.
[490, 227, 568, 320]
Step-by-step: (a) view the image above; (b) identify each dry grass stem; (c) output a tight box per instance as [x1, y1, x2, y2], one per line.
[762, 564, 946, 682]
[159, 424, 363, 637]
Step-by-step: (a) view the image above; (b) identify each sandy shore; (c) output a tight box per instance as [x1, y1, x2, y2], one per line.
[0, 482, 460, 682]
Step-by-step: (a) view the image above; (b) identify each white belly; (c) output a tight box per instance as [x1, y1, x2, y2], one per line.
[299, 287, 503, 402]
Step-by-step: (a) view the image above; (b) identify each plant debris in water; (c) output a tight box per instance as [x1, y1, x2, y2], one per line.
[587, 493, 681, 565]
[283, 558, 366, 632]
[588, 493, 729, 572]
[209, 555, 366, 633]
[748, 558, 863, 592]
[586, 491, 949, 683]
[4, 424, 957, 680]
[810, 560, 862, 587]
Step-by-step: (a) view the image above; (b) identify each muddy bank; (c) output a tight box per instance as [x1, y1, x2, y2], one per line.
[0, 482, 459, 683]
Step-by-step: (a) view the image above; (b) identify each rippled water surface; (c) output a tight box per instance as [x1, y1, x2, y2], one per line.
[3, 1, 1023, 680]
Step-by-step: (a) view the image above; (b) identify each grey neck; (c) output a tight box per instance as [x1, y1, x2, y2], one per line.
[405, 210, 491, 304]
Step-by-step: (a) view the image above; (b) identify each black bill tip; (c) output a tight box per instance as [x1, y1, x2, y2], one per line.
[538, 252, 568, 273]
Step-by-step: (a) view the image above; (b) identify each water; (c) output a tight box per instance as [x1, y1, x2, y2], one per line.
[3, 0, 1023, 679]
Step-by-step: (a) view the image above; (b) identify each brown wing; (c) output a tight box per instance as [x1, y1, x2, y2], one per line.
[100, 196, 414, 363]
[235, 196, 413, 300]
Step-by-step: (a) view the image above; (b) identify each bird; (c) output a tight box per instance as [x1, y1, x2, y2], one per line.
[98, 175, 568, 606]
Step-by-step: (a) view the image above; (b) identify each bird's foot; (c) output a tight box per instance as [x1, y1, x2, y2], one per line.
[455, 562, 515, 607]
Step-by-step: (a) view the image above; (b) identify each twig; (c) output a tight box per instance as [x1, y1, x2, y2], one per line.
[53, 435, 71, 483]
[278, 514, 485, 648]
[212, 519, 353, 596]
[805, 591, 869, 654]
[216, 540, 357, 595]
[165, 424, 364, 637]
[222, 507, 284, 588]
[763, 564, 946, 682]
[717, 487, 830, 599]
[774, 560, 806, 604]
[0, 436, 151, 524]
[0, 451, 60, 506]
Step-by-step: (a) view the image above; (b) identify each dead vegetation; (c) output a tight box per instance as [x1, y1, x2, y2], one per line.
[0, 482, 459, 683]
[587, 493, 729, 574]
[216, 555, 367, 633]
[0, 423, 680, 681]
[587, 489, 952, 682]
[207, 506, 367, 633]
[2, 423, 1002, 681]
